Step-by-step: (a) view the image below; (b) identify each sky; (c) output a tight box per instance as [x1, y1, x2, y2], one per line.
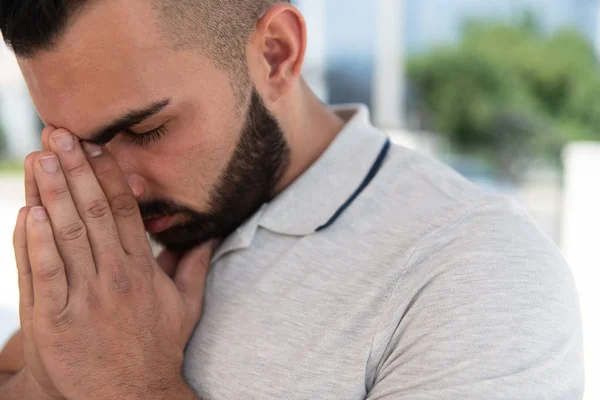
[404, 0, 599, 54]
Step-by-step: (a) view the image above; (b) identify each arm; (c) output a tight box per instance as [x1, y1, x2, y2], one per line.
[366, 200, 584, 399]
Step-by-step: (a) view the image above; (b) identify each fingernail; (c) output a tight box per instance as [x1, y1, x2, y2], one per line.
[39, 155, 59, 173]
[82, 142, 103, 158]
[31, 207, 47, 221]
[52, 133, 74, 151]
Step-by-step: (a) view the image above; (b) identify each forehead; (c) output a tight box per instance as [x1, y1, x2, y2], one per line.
[17, 0, 225, 137]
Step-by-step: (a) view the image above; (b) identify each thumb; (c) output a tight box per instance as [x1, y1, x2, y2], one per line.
[156, 248, 181, 278]
[174, 239, 219, 312]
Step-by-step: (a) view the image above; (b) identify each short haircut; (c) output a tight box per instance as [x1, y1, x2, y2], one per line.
[1, 0, 291, 99]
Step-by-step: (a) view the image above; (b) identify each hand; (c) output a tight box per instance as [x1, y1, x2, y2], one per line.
[1, 248, 182, 375]
[12, 126, 200, 399]
[20, 128, 214, 400]
[11, 126, 67, 399]
[0, 331, 24, 373]
[13, 127, 185, 398]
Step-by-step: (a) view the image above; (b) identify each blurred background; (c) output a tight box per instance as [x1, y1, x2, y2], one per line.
[1, 0, 598, 397]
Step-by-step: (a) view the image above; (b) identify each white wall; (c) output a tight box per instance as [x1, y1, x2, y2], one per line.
[0, 44, 39, 160]
[294, 0, 329, 102]
[0, 175, 24, 346]
[373, 0, 405, 129]
[561, 142, 600, 400]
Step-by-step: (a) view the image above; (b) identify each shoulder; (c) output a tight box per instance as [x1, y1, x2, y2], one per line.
[363, 147, 584, 397]
[365, 144, 565, 270]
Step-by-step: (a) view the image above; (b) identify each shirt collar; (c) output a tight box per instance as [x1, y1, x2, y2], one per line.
[260, 104, 387, 235]
[213, 104, 388, 261]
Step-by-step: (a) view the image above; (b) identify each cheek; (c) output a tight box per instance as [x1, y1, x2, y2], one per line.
[122, 138, 226, 207]
[162, 117, 240, 194]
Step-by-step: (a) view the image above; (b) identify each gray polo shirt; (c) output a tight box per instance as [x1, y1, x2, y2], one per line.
[182, 105, 584, 399]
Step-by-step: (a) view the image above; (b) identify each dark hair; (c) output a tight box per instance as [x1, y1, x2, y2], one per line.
[0, 0, 86, 57]
[1, 1, 291, 59]
[1, 0, 291, 101]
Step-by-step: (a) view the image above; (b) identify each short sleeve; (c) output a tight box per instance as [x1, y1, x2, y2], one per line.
[366, 199, 584, 399]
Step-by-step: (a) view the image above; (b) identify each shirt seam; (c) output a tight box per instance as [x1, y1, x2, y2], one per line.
[364, 199, 498, 392]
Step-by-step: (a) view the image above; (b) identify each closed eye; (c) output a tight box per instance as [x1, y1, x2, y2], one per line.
[124, 124, 168, 147]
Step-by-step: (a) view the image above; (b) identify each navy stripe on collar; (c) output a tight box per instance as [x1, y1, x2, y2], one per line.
[316, 138, 391, 232]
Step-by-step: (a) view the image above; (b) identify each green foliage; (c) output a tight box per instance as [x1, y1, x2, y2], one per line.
[407, 15, 600, 178]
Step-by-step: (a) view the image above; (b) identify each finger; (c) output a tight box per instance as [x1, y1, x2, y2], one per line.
[40, 125, 57, 152]
[82, 142, 149, 256]
[25, 126, 56, 207]
[34, 152, 96, 284]
[25, 152, 43, 207]
[12, 208, 39, 378]
[156, 249, 181, 278]
[26, 206, 69, 318]
[48, 130, 123, 264]
[13, 207, 34, 326]
[174, 240, 217, 314]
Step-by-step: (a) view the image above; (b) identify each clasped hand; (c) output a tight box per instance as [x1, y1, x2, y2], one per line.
[13, 126, 213, 400]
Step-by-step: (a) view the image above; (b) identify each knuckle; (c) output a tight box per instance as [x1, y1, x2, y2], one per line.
[47, 185, 70, 201]
[50, 310, 75, 332]
[36, 261, 63, 284]
[110, 193, 138, 218]
[94, 164, 113, 178]
[83, 198, 111, 220]
[109, 264, 132, 295]
[13, 237, 27, 255]
[86, 282, 101, 311]
[64, 162, 87, 177]
[57, 221, 87, 242]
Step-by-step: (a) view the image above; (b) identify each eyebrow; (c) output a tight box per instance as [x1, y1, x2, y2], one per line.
[86, 99, 171, 145]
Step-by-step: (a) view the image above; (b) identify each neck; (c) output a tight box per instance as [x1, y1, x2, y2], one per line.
[272, 79, 345, 195]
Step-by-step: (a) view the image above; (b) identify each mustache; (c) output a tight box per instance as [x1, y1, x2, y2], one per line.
[137, 200, 195, 220]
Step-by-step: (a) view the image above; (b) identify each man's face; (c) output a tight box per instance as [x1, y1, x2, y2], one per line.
[18, 0, 289, 252]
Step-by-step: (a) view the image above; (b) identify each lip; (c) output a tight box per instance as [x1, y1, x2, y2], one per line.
[143, 215, 176, 234]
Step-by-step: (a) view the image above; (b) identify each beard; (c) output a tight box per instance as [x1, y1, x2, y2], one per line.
[138, 89, 290, 253]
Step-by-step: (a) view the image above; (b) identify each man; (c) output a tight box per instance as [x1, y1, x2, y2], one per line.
[0, 0, 584, 399]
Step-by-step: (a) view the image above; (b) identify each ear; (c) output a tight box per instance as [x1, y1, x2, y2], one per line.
[247, 3, 307, 104]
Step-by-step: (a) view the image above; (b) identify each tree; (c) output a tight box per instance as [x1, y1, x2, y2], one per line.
[407, 15, 600, 179]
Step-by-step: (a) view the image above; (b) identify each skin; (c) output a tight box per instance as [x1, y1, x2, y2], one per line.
[1, 0, 345, 398]
[10, 140, 215, 400]
[0, 332, 24, 373]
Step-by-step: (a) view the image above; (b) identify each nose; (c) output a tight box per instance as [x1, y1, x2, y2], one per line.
[107, 144, 148, 200]
[125, 173, 147, 199]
